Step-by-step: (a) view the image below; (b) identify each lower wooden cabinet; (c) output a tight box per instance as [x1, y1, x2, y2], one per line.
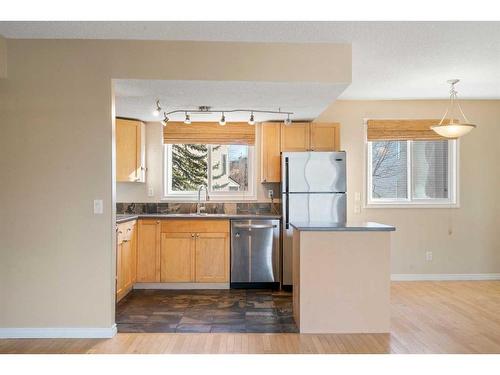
[160, 232, 195, 282]
[116, 220, 137, 302]
[195, 232, 229, 283]
[136, 220, 161, 282]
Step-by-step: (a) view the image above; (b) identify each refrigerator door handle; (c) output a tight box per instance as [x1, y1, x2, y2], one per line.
[285, 157, 290, 230]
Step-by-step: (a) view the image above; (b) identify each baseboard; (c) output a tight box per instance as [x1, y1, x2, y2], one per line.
[391, 273, 500, 281]
[134, 282, 230, 290]
[0, 324, 117, 339]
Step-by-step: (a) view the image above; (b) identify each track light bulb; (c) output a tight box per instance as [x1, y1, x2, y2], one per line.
[248, 113, 255, 125]
[153, 100, 161, 117]
[184, 112, 191, 124]
[219, 112, 226, 126]
[161, 113, 169, 127]
[284, 115, 292, 126]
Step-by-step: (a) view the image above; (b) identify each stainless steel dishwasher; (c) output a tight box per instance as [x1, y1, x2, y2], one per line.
[230, 219, 280, 288]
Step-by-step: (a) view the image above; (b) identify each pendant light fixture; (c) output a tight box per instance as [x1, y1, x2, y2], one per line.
[219, 112, 227, 126]
[431, 79, 477, 138]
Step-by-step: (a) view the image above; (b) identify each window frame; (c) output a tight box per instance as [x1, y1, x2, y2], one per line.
[365, 136, 460, 209]
[162, 143, 257, 201]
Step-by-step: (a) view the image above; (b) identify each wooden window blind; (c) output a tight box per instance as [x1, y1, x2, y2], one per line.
[366, 119, 448, 141]
[163, 122, 255, 145]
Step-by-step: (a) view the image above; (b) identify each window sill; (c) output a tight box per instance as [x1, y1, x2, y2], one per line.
[365, 202, 460, 209]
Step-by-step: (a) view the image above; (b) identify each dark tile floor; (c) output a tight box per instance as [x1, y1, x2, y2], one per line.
[116, 289, 298, 333]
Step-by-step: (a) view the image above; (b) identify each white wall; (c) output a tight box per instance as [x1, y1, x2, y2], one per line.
[1, 39, 347, 331]
[316, 100, 500, 275]
[116, 122, 279, 203]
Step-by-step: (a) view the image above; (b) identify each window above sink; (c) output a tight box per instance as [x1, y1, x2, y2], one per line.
[162, 144, 256, 201]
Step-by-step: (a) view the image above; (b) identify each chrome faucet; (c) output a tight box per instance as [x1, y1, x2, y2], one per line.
[197, 185, 209, 215]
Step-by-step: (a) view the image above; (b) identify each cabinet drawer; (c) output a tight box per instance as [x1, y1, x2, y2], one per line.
[161, 219, 229, 233]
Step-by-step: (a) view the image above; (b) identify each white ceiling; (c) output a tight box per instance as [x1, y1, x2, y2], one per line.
[1, 21, 500, 99]
[114, 80, 348, 122]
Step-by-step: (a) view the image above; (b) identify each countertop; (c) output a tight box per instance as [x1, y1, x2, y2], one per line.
[290, 221, 395, 232]
[116, 213, 282, 224]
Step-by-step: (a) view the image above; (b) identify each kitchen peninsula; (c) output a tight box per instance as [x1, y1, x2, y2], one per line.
[292, 221, 395, 333]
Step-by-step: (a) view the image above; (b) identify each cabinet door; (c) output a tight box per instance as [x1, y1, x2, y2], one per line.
[121, 237, 132, 290]
[280, 122, 310, 152]
[261, 122, 281, 183]
[116, 240, 124, 298]
[116, 118, 144, 182]
[310, 123, 340, 151]
[160, 233, 195, 282]
[195, 233, 229, 283]
[137, 220, 160, 282]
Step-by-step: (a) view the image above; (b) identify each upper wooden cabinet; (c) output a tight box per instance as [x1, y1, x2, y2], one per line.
[116, 118, 146, 183]
[280, 122, 311, 152]
[261, 122, 282, 183]
[280, 122, 340, 152]
[310, 123, 340, 152]
[137, 219, 161, 282]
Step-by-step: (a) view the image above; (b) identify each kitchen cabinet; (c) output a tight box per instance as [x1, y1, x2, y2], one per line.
[116, 118, 146, 183]
[160, 219, 230, 283]
[310, 123, 340, 151]
[160, 232, 195, 282]
[261, 122, 282, 183]
[280, 122, 311, 152]
[195, 232, 229, 283]
[280, 122, 340, 152]
[116, 220, 137, 302]
[137, 219, 161, 282]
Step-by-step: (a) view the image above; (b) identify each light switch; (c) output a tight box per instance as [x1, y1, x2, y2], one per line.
[148, 186, 154, 197]
[354, 192, 361, 202]
[354, 204, 361, 214]
[93, 199, 103, 214]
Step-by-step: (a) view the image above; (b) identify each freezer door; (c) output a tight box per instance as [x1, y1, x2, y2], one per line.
[281, 193, 346, 285]
[281, 151, 346, 193]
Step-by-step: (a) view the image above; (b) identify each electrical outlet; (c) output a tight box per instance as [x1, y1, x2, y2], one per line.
[268, 190, 274, 199]
[354, 192, 361, 202]
[426, 251, 433, 261]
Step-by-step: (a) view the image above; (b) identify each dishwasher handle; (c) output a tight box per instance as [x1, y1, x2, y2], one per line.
[232, 224, 277, 230]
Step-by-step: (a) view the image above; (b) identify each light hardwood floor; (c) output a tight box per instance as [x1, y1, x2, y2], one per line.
[1, 281, 500, 354]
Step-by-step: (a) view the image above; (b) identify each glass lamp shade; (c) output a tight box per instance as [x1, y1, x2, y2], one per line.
[431, 123, 476, 138]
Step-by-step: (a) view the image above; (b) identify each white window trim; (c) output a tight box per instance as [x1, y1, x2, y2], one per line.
[162, 144, 257, 201]
[364, 122, 460, 209]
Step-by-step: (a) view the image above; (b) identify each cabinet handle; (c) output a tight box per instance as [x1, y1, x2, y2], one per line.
[118, 231, 123, 234]
[156, 221, 160, 224]
[191, 234, 195, 238]
[127, 228, 131, 232]
[196, 234, 200, 238]
[123, 239, 128, 243]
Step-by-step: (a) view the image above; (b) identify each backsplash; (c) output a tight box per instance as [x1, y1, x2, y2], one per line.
[116, 202, 281, 215]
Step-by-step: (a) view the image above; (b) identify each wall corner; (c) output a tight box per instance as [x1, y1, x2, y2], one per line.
[0, 35, 7, 79]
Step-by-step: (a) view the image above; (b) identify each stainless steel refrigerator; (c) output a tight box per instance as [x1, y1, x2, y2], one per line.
[281, 151, 347, 286]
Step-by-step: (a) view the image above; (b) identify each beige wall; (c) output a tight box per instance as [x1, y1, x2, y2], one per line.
[316, 100, 500, 275]
[0, 39, 349, 330]
[0, 35, 6, 78]
[116, 122, 279, 203]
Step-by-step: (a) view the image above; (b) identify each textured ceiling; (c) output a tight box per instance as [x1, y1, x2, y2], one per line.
[1, 21, 500, 99]
[114, 80, 348, 122]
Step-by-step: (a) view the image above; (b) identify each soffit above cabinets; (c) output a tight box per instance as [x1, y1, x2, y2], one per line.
[114, 79, 349, 123]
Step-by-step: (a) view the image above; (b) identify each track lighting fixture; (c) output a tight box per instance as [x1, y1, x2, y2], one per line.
[161, 112, 169, 127]
[184, 112, 191, 125]
[155, 103, 293, 124]
[248, 112, 255, 125]
[219, 112, 227, 126]
[153, 100, 161, 117]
